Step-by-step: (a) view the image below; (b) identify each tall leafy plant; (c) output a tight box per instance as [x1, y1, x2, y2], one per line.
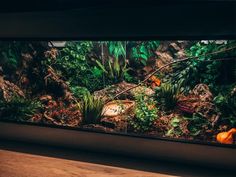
[96, 41, 130, 84]
[107, 41, 126, 59]
[129, 41, 160, 66]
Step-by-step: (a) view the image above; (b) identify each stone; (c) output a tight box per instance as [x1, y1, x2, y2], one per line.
[101, 100, 136, 132]
[93, 81, 154, 102]
[191, 84, 213, 102]
[103, 100, 135, 117]
[177, 84, 219, 123]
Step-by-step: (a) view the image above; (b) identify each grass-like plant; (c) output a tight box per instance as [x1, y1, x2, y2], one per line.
[78, 93, 105, 125]
[155, 83, 180, 111]
[0, 96, 42, 121]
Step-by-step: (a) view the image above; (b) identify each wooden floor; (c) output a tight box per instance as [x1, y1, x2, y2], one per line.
[0, 140, 234, 177]
[0, 149, 174, 177]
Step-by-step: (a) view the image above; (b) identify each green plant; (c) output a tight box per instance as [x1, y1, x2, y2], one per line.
[155, 83, 180, 111]
[0, 42, 26, 73]
[213, 88, 236, 126]
[56, 41, 104, 92]
[1, 48, 18, 69]
[96, 57, 129, 83]
[166, 117, 183, 137]
[0, 96, 42, 121]
[107, 41, 126, 59]
[184, 113, 210, 136]
[78, 93, 105, 125]
[70, 86, 90, 100]
[95, 41, 130, 83]
[130, 93, 158, 132]
[165, 41, 236, 93]
[130, 41, 160, 66]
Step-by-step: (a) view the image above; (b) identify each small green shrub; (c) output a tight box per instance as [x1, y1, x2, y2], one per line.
[130, 93, 158, 132]
[130, 41, 160, 66]
[214, 89, 236, 126]
[166, 117, 183, 137]
[78, 93, 105, 125]
[184, 113, 210, 136]
[0, 97, 42, 121]
[155, 83, 180, 111]
[70, 86, 90, 100]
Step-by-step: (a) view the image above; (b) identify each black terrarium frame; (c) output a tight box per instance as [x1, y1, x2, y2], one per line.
[0, 0, 236, 168]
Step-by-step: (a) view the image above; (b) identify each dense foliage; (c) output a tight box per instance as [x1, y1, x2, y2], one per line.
[129, 41, 160, 66]
[130, 93, 158, 132]
[214, 86, 236, 126]
[165, 41, 236, 93]
[0, 96, 42, 121]
[55, 41, 104, 92]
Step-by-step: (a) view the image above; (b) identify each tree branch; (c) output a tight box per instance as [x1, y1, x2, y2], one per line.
[111, 45, 236, 101]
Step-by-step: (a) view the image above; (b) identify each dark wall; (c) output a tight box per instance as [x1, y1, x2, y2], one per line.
[0, 0, 235, 39]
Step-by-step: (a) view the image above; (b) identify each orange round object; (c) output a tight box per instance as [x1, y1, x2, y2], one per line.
[216, 128, 236, 144]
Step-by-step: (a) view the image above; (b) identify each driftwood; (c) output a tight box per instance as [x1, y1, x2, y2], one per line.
[112, 46, 236, 100]
[0, 76, 25, 101]
[44, 66, 75, 101]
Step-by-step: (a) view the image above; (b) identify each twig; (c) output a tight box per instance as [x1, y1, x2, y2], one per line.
[112, 45, 236, 101]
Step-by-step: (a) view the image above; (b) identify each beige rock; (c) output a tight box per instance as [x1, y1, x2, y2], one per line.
[103, 100, 135, 117]
[94, 81, 154, 102]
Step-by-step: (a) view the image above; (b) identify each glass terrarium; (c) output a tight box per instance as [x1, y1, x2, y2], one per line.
[0, 40, 235, 145]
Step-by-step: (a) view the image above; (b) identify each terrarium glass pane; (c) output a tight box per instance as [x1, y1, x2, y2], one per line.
[0, 40, 235, 145]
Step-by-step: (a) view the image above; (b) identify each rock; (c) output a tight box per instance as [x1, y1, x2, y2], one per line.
[101, 100, 135, 132]
[131, 85, 155, 97]
[231, 85, 236, 96]
[155, 41, 190, 73]
[93, 81, 154, 102]
[176, 50, 186, 58]
[191, 84, 213, 102]
[177, 84, 219, 123]
[103, 100, 135, 117]
[170, 42, 181, 52]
